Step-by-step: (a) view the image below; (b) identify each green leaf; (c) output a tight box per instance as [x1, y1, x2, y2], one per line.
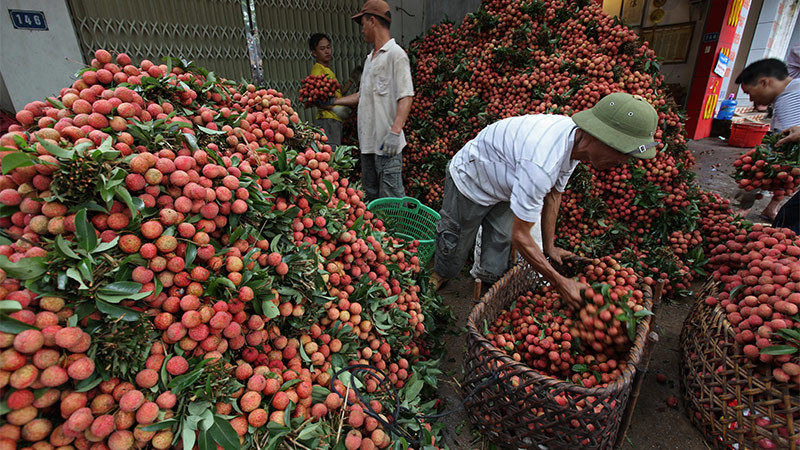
[35, 135, 75, 159]
[115, 186, 145, 217]
[0, 313, 39, 334]
[95, 290, 152, 304]
[141, 419, 178, 432]
[46, 96, 66, 109]
[182, 417, 197, 450]
[55, 235, 80, 260]
[1, 152, 36, 175]
[775, 328, 800, 342]
[75, 375, 103, 392]
[185, 243, 197, 267]
[0, 255, 47, 280]
[95, 300, 141, 321]
[0, 300, 22, 313]
[197, 125, 226, 135]
[208, 415, 240, 450]
[404, 378, 424, 401]
[760, 345, 798, 355]
[99, 281, 144, 295]
[93, 237, 119, 254]
[74, 209, 98, 253]
[65, 267, 89, 290]
[198, 429, 213, 450]
[634, 308, 654, 318]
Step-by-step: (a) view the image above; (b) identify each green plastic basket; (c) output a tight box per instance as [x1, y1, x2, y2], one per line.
[367, 197, 440, 267]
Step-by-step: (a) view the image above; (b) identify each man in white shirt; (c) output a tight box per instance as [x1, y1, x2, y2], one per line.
[334, 0, 414, 202]
[432, 93, 660, 310]
[735, 58, 800, 219]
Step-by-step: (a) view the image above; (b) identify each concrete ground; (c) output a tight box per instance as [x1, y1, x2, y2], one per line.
[431, 137, 769, 449]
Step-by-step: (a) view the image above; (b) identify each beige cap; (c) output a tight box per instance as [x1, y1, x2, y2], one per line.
[352, 0, 391, 24]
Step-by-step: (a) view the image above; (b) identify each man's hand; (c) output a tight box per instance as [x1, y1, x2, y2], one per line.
[556, 277, 587, 311]
[546, 246, 576, 265]
[380, 131, 403, 156]
[777, 126, 800, 147]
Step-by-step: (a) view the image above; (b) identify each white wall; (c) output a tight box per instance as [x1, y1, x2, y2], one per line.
[390, 0, 426, 48]
[0, 0, 84, 111]
[734, 0, 800, 106]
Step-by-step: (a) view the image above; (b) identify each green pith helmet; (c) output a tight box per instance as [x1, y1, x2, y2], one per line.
[572, 93, 660, 159]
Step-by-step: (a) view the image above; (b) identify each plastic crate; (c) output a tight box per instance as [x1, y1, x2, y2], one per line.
[728, 122, 769, 147]
[367, 197, 440, 267]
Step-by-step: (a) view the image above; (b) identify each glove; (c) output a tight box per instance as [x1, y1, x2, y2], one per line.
[380, 131, 403, 157]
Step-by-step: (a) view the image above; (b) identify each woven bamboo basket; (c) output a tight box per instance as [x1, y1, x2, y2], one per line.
[680, 293, 800, 449]
[463, 261, 657, 449]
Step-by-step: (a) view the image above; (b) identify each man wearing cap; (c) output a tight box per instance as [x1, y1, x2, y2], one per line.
[334, 0, 414, 202]
[431, 93, 660, 309]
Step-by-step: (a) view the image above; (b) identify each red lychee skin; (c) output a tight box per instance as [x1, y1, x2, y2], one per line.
[108, 429, 135, 450]
[54, 327, 82, 349]
[119, 389, 145, 412]
[65, 407, 94, 432]
[90, 414, 115, 438]
[156, 391, 177, 409]
[41, 365, 70, 387]
[21, 417, 53, 442]
[7, 389, 35, 410]
[32, 348, 60, 369]
[134, 368, 159, 388]
[165, 355, 189, 375]
[67, 332, 91, 353]
[10, 364, 39, 389]
[67, 356, 95, 380]
[90, 393, 116, 414]
[0, 348, 28, 372]
[32, 388, 60, 409]
[13, 329, 44, 354]
[119, 234, 142, 254]
[135, 401, 160, 424]
[141, 220, 163, 240]
[132, 266, 154, 283]
[107, 213, 130, 230]
[0, 189, 22, 206]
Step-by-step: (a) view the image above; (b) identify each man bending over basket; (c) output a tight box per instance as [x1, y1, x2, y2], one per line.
[431, 93, 659, 309]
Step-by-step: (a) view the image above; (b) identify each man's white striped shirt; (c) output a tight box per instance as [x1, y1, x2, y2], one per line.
[448, 115, 579, 223]
[772, 78, 800, 132]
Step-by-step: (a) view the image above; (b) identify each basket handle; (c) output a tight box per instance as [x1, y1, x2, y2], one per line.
[399, 196, 422, 210]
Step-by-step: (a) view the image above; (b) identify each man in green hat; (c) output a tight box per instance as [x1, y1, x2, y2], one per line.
[431, 93, 659, 309]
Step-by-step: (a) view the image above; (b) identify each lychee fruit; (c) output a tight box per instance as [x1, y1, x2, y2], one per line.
[134, 368, 158, 388]
[66, 356, 95, 380]
[10, 364, 38, 389]
[90, 414, 115, 438]
[119, 389, 145, 412]
[165, 356, 188, 376]
[119, 234, 142, 254]
[21, 417, 52, 442]
[54, 327, 82, 349]
[135, 401, 159, 424]
[155, 391, 177, 409]
[41, 365, 69, 386]
[108, 429, 135, 450]
[7, 389, 35, 410]
[13, 329, 44, 354]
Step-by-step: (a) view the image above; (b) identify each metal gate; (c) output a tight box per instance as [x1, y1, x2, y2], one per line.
[67, 0, 368, 121]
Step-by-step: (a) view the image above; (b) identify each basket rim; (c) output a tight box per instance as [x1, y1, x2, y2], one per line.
[465, 262, 654, 396]
[367, 196, 441, 219]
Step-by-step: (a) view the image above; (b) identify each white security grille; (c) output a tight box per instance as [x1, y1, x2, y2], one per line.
[254, 0, 369, 121]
